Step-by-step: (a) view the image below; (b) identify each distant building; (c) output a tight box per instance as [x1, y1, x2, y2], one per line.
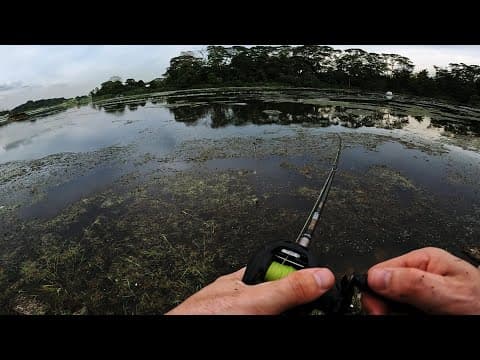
[109, 76, 122, 82]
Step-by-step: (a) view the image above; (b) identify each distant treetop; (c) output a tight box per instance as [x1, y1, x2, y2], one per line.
[89, 45, 480, 106]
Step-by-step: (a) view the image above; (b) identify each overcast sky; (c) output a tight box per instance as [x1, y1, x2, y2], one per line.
[2, 45, 480, 110]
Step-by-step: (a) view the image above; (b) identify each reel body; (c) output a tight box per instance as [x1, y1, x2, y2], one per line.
[242, 240, 352, 314]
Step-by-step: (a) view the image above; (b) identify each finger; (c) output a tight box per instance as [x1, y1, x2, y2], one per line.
[218, 267, 246, 281]
[361, 292, 390, 315]
[248, 268, 335, 314]
[370, 248, 433, 271]
[229, 267, 246, 280]
[367, 266, 448, 313]
[370, 247, 465, 275]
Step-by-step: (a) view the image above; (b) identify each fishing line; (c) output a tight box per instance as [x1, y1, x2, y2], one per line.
[261, 134, 342, 281]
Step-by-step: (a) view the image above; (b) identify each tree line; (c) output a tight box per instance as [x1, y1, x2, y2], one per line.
[1, 96, 91, 121]
[90, 45, 479, 105]
[10, 98, 67, 114]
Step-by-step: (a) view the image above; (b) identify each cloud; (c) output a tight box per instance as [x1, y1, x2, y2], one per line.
[329, 45, 480, 72]
[1, 45, 480, 109]
[0, 45, 207, 87]
[0, 81, 23, 92]
[0, 45, 208, 108]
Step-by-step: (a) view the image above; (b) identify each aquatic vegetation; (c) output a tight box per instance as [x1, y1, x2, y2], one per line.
[1, 89, 480, 314]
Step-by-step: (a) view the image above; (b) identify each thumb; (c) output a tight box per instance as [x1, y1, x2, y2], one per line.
[248, 268, 335, 314]
[368, 267, 447, 313]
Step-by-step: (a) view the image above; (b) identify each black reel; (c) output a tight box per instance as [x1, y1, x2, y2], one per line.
[242, 241, 315, 284]
[242, 241, 424, 315]
[242, 241, 356, 315]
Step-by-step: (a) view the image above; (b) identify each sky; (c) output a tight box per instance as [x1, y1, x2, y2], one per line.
[2, 45, 480, 110]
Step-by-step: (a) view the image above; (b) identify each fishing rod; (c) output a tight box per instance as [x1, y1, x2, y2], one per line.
[242, 134, 347, 313]
[242, 133, 421, 314]
[295, 134, 342, 248]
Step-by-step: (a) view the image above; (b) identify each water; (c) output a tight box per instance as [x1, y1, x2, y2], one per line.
[2, 92, 480, 164]
[1, 89, 480, 314]
[2, 90, 480, 247]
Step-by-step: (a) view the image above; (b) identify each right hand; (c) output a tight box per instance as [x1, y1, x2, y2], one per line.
[165, 267, 335, 315]
[362, 247, 480, 314]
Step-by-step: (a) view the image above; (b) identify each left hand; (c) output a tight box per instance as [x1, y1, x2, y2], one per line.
[165, 266, 335, 315]
[361, 247, 480, 314]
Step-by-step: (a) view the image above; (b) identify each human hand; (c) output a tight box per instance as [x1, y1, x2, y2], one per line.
[165, 266, 335, 315]
[362, 247, 480, 314]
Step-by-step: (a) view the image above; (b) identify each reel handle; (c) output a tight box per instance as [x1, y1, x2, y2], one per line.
[351, 273, 424, 315]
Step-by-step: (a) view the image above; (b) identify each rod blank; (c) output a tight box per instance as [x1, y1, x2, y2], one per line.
[295, 135, 342, 246]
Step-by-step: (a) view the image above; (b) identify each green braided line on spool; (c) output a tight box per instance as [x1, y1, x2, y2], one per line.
[264, 261, 297, 281]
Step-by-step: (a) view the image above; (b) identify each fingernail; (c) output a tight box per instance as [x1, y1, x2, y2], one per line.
[313, 269, 332, 289]
[369, 269, 392, 290]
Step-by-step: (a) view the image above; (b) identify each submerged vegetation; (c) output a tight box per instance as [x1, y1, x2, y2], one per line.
[1, 50, 480, 315]
[1, 123, 480, 314]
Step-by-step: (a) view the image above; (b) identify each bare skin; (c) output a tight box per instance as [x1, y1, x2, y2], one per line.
[166, 247, 480, 315]
[362, 247, 480, 315]
[166, 267, 335, 315]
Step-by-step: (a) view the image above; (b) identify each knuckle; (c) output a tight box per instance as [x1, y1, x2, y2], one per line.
[393, 269, 425, 297]
[414, 252, 431, 271]
[406, 270, 427, 293]
[287, 273, 311, 301]
[423, 246, 440, 253]
[423, 246, 446, 258]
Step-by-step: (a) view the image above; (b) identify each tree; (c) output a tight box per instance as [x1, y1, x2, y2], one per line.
[125, 78, 137, 87]
[86, 45, 480, 106]
[411, 69, 436, 96]
[95, 80, 125, 97]
[149, 78, 164, 90]
[434, 63, 478, 102]
[163, 55, 207, 88]
[89, 87, 98, 97]
[206, 46, 230, 68]
[336, 49, 370, 87]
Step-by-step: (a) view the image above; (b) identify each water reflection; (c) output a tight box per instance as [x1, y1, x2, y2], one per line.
[98, 100, 148, 114]
[169, 104, 211, 123]
[102, 103, 126, 114]
[3, 91, 480, 139]
[2, 91, 480, 164]
[127, 101, 146, 111]
[3, 137, 33, 151]
[165, 99, 479, 137]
